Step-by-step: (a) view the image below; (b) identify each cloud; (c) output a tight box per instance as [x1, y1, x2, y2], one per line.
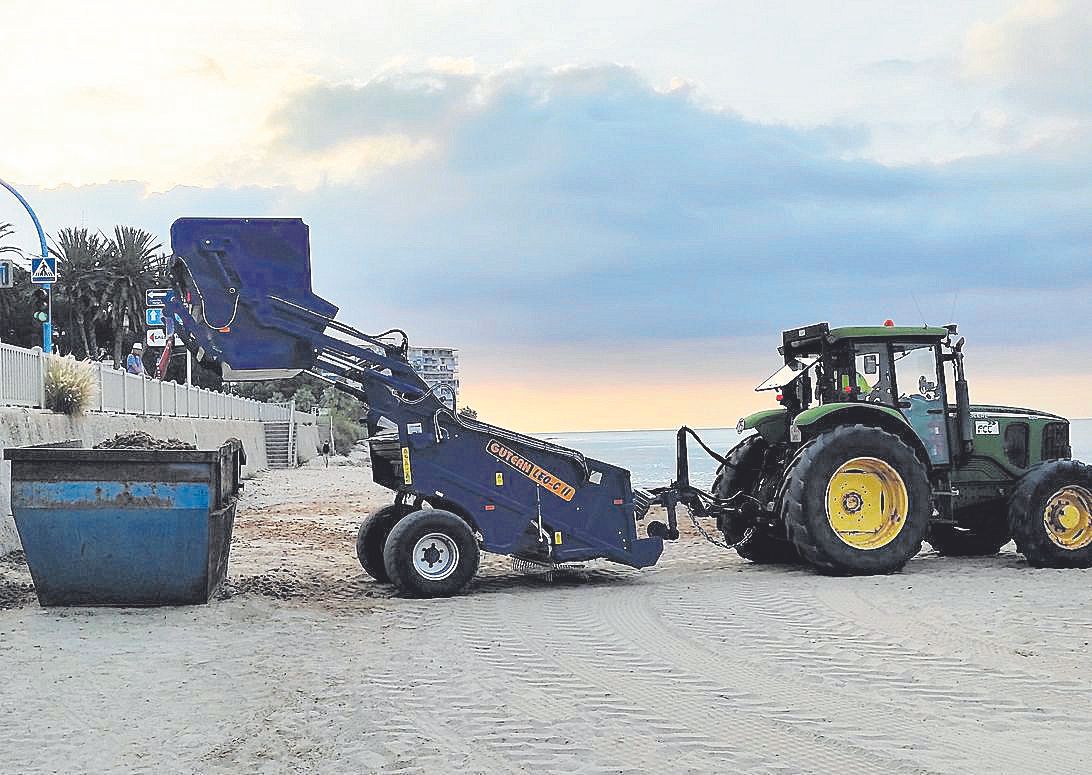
[965, 0, 1092, 117]
[10, 63, 1090, 373]
[270, 71, 479, 151]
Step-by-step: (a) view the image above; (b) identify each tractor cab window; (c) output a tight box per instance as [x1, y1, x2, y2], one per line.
[826, 346, 889, 404]
[893, 343, 950, 465]
[943, 359, 958, 407]
[854, 346, 894, 405]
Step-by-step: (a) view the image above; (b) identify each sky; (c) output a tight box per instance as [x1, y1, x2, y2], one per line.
[1, 0, 1090, 431]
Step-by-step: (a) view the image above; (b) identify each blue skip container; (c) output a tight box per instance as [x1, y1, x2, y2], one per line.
[3, 439, 244, 606]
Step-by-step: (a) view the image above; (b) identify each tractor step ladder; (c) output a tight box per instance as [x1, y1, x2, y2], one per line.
[263, 420, 296, 469]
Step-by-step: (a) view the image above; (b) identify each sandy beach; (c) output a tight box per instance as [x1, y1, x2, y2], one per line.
[2, 464, 1090, 774]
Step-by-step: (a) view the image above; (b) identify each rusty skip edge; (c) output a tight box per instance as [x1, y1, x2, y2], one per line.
[12, 481, 217, 511]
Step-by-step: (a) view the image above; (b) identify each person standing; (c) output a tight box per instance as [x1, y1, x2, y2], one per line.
[126, 342, 146, 376]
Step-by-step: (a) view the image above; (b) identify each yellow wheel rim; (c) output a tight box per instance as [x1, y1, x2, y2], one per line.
[1042, 485, 1092, 551]
[825, 457, 908, 550]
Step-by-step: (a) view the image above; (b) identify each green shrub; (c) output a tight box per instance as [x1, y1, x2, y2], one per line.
[44, 356, 97, 416]
[331, 414, 363, 456]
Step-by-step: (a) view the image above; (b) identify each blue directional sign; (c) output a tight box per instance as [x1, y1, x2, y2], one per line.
[0, 259, 12, 289]
[146, 288, 175, 307]
[30, 256, 56, 285]
[146, 308, 164, 326]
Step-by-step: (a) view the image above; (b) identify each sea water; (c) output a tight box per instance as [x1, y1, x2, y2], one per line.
[540, 418, 1092, 490]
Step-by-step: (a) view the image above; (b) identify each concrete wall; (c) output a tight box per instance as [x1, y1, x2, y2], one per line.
[295, 422, 321, 465]
[0, 408, 272, 556]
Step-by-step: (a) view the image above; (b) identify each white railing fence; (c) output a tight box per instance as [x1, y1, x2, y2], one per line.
[1, 341, 294, 422]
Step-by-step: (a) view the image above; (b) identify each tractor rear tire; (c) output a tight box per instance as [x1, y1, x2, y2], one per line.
[383, 509, 480, 597]
[356, 505, 409, 582]
[1009, 460, 1092, 568]
[927, 505, 1011, 557]
[713, 436, 800, 564]
[782, 424, 931, 575]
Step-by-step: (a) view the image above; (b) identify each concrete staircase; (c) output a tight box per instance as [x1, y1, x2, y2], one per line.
[263, 421, 296, 469]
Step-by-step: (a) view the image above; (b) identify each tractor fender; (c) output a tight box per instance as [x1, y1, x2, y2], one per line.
[736, 408, 789, 444]
[790, 403, 930, 466]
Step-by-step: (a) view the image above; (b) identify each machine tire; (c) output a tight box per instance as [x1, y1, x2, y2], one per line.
[927, 505, 1011, 557]
[781, 424, 931, 575]
[356, 505, 409, 582]
[1009, 460, 1092, 568]
[383, 509, 480, 597]
[735, 529, 801, 564]
[713, 436, 800, 564]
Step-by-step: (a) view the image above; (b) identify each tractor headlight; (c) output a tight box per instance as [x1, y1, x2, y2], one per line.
[789, 424, 802, 443]
[736, 418, 745, 434]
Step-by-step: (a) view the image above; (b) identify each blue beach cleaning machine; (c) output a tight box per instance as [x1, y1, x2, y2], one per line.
[164, 218, 684, 597]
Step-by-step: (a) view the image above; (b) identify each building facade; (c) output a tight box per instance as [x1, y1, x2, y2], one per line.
[407, 346, 460, 407]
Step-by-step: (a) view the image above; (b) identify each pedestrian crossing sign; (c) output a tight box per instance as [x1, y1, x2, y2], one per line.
[30, 256, 57, 285]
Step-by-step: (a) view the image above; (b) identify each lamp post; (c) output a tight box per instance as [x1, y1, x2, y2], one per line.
[0, 178, 51, 350]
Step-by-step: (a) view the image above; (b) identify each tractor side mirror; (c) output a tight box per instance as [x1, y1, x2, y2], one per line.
[863, 353, 879, 375]
[954, 336, 965, 352]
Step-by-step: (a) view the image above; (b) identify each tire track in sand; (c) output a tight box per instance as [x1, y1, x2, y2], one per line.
[495, 582, 928, 775]
[604, 575, 1073, 774]
[651, 574, 1089, 773]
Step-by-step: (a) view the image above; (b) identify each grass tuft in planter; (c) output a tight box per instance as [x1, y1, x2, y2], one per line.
[44, 356, 97, 416]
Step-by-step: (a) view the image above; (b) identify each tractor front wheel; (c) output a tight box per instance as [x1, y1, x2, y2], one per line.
[781, 425, 931, 575]
[714, 436, 800, 564]
[1009, 460, 1092, 568]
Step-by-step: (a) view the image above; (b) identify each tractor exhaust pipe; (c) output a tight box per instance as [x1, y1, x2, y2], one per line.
[951, 337, 975, 457]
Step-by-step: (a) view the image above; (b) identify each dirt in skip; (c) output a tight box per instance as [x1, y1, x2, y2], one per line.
[94, 431, 197, 450]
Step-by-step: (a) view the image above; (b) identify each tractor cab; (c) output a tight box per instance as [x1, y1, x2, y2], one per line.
[752, 322, 969, 468]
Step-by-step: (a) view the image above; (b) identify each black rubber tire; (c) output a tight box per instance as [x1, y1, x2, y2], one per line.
[356, 505, 409, 582]
[927, 504, 1011, 557]
[1009, 460, 1092, 568]
[714, 436, 800, 564]
[383, 509, 480, 597]
[735, 529, 802, 564]
[781, 424, 932, 575]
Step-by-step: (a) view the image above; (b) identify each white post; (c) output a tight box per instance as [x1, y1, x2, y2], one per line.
[34, 346, 46, 408]
[186, 349, 192, 386]
[288, 398, 296, 467]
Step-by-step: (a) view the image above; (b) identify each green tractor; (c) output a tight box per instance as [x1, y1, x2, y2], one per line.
[713, 322, 1092, 574]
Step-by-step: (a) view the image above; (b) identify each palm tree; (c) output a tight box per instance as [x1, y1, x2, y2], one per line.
[50, 227, 110, 358]
[0, 222, 27, 342]
[0, 221, 17, 253]
[103, 226, 164, 366]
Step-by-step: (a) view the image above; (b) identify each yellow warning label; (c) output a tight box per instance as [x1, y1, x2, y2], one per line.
[486, 439, 576, 501]
[401, 446, 412, 485]
[554, 531, 563, 545]
[495, 472, 504, 486]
